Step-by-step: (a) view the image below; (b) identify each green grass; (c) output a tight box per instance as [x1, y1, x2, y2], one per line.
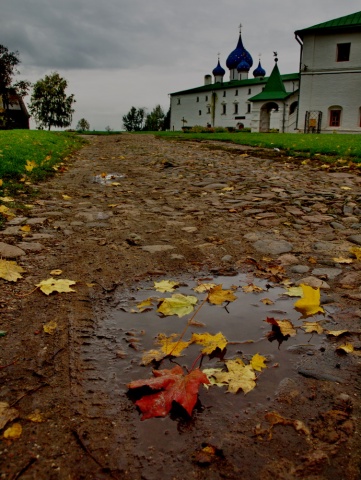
[153, 131, 361, 162]
[0, 130, 86, 184]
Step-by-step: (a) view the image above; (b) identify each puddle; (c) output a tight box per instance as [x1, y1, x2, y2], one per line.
[92, 172, 124, 185]
[79, 273, 336, 456]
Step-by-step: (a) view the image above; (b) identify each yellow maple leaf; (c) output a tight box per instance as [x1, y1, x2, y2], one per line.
[294, 284, 325, 317]
[202, 368, 227, 388]
[350, 246, 361, 261]
[190, 332, 227, 355]
[336, 343, 354, 354]
[211, 358, 256, 394]
[43, 320, 58, 334]
[283, 286, 303, 297]
[136, 298, 155, 312]
[36, 278, 76, 295]
[25, 160, 37, 172]
[3, 423, 22, 439]
[193, 283, 217, 293]
[302, 321, 324, 334]
[208, 285, 237, 305]
[157, 294, 197, 317]
[154, 280, 179, 293]
[242, 284, 264, 293]
[0, 260, 25, 282]
[261, 298, 274, 305]
[0, 205, 15, 219]
[20, 225, 31, 232]
[250, 353, 267, 372]
[141, 333, 190, 365]
[326, 330, 349, 337]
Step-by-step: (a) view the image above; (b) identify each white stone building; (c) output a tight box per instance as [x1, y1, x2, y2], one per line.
[169, 11, 361, 134]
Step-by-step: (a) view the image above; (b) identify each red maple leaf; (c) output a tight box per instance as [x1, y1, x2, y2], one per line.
[127, 365, 210, 420]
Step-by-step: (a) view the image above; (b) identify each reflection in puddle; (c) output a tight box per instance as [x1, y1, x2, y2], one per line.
[83, 273, 334, 452]
[93, 172, 124, 185]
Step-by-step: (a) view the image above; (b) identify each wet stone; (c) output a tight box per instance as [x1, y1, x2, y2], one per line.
[26, 217, 47, 225]
[16, 242, 44, 252]
[296, 276, 330, 289]
[330, 222, 346, 230]
[252, 239, 293, 255]
[313, 241, 337, 252]
[7, 217, 27, 226]
[290, 265, 310, 274]
[277, 253, 299, 265]
[141, 245, 176, 253]
[347, 234, 361, 246]
[312, 268, 342, 280]
[338, 272, 361, 289]
[0, 242, 26, 258]
[1, 226, 21, 235]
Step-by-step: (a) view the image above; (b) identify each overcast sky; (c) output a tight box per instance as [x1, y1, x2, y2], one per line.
[3, 1, 360, 130]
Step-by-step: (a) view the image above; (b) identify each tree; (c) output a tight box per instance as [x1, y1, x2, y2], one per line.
[76, 118, 90, 131]
[29, 72, 75, 130]
[0, 44, 30, 128]
[144, 105, 165, 131]
[122, 106, 145, 131]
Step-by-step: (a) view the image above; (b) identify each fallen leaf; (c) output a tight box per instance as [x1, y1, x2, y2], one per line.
[350, 246, 361, 261]
[141, 333, 191, 365]
[25, 160, 37, 172]
[333, 257, 353, 264]
[154, 280, 179, 293]
[127, 365, 209, 420]
[190, 332, 227, 355]
[50, 269, 63, 276]
[157, 294, 197, 318]
[20, 225, 31, 232]
[0, 196, 14, 202]
[0, 205, 15, 219]
[193, 283, 217, 293]
[27, 410, 44, 423]
[207, 285, 237, 305]
[326, 330, 349, 337]
[261, 298, 274, 305]
[3, 423, 22, 439]
[265, 411, 310, 436]
[242, 284, 264, 293]
[283, 286, 303, 297]
[43, 320, 58, 335]
[250, 353, 267, 372]
[294, 284, 325, 317]
[209, 358, 257, 394]
[0, 260, 25, 282]
[336, 343, 354, 354]
[136, 298, 155, 312]
[0, 403, 18, 430]
[36, 278, 76, 295]
[62, 194, 72, 200]
[202, 368, 227, 388]
[302, 321, 324, 334]
[266, 317, 297, 337]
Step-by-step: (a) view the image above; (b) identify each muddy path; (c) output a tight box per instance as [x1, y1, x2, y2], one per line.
[1, 133, 361, 479]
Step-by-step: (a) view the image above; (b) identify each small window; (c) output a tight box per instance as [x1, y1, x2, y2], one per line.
[196, 97, 199, 102]
[199, 110, 202, 116]
[207, 106, 211, 114]
[223, 91, 226, 97]
[235, 90, 238, 96]
[329, 109, 341, 127]
[222, 104, 226, 115]
[248, 88, 251, 94]
[205, 95, 208, 101]
[177, 98, 181, 105]
[289, 101, 298, 115]
[337, 43, 351, 62]
[234, 104, 239, 114]
[247, 103, 251, 113]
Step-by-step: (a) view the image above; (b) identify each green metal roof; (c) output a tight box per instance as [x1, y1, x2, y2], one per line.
[170, 72, 299, 96]
[295, 11, 361, 37]
[248, 63, 294, 102]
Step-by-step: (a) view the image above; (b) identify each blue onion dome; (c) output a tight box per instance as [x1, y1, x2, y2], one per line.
[253, 60, 266, 78]
[237, 59, 250, 72]
[226, 30, 253, 70]
[212, 60, 226, 77]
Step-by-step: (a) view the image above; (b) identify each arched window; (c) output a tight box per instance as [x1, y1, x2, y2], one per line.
[329, 106, 342, 127]
[289, 101, 298, 115]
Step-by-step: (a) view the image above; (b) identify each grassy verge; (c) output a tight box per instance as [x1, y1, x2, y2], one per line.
[0, 130, 86, 184]
[153, 131, 361, 163]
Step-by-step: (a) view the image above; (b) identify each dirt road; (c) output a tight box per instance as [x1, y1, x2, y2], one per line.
[1, 134, 360, 479]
